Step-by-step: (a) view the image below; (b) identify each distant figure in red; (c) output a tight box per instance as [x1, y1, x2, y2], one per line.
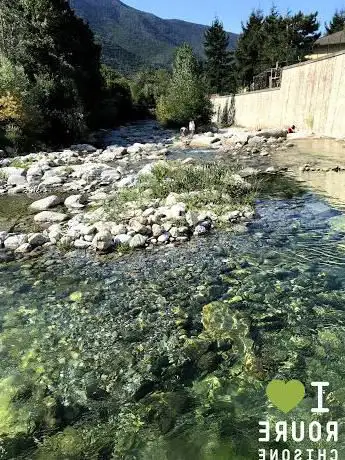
[287, 124, 296, 134]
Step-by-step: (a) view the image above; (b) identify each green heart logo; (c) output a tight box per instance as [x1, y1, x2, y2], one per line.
[266, 380, 305, 413]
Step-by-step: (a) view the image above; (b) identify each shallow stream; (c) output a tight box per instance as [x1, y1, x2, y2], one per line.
[2, 135, 345, 459]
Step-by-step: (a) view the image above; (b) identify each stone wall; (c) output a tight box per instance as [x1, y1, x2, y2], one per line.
[211, 51, 345, 138]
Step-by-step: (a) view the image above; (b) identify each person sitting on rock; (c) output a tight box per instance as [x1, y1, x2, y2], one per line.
[287, 124, 296, 134]
[180, 126, 188, 137]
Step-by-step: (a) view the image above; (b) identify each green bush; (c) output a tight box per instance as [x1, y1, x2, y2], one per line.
[156, 44, 212, 127]
[129, 68, 171, 114]
[0, 0, 103, 151]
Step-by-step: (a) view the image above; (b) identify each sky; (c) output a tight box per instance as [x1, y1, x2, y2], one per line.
[123, 0, 345, 34]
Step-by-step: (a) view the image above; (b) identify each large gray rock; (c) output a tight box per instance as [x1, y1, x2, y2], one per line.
[15, 243, 32, 254]
[28, 233, 49, 247]
[99, 147, 127, 162]
[92, 231, 113, 252]
[158, 232, 170, 243]
[111, 224, 127, 236]
[116, 174, 137, 188]
[152, 224, 163, 237]
[254, 129, 287, 139]
[165, 192, 179, 206]
[114, 234, 132, 245]
[227, 210, 241, 220]
[40, 176, 63, 187]
[4, 234, 28, 250]
[193, 225, 208, 236]
[34, 211, 68, 223]
[2, 167, 25, 177]
[30, 195, 62, 212]
[78, 224, 96, 236]
[74, 239, 92, 249]
[137, 163, 155, 177]
[64, 194, 88, 209]
[239, 167, 260, 178]
[177, 226, 189, 236]
[26, 166, 43, 183]
[224, 132, 249, 145]
[7, 174, 27, 187]
[142, 207, 156, 218]
[189, 136, 220, 147]
[128, 219, 149, 234]
[166, 203, 186, 219]
[129, 234, 147, 248]
[127, 143, 144, 154]
[248, 136, 266, 146]
[100, 169, 121, 182]
[48, 224, 63, 243]
[186, 211, 199, 227]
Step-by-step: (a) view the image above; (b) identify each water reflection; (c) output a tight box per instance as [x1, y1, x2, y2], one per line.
[295, 170, 345, 210]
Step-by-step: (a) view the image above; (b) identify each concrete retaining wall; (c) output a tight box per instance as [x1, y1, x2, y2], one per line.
[211, 51, 345, 138]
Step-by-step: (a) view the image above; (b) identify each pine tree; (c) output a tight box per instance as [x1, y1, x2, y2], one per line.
[156, 44, 212, 126]
[235, 9, 320, 89]
[325, 10, 345, 35]
[287, 12, 320, 62]
[235, 10, 265, 88]
[261, 9, 320, 67]
[204, 18, 236, 95]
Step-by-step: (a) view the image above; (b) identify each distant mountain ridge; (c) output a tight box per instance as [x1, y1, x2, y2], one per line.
[71, 0, 238, 73]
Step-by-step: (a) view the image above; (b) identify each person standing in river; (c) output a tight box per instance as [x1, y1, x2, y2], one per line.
[189, 120, 195, 137]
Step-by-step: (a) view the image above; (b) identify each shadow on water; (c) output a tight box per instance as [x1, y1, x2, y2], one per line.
[2, 175, 345, 458]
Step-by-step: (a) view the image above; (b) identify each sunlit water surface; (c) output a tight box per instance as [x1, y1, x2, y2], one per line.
[2, 145, 345, 458]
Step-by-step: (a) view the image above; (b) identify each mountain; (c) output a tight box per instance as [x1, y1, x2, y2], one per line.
[70, 0, 238, 74]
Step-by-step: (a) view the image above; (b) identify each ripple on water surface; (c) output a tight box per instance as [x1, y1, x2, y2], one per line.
[1, 192, 345, 459]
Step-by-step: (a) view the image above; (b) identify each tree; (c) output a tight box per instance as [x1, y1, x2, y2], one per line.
[204, 18, 236, 95]
[259, 8, 320, 68]
[235, 9, 320, 89]
[96, 65, 133, 128]
[0, 0, 103, 149]
[129, 68, 171, 112]
[156, 44, 212, 127]
[325, 10, 345, 35]
[235, 10, 265, 88]
[284, 12, 320, 64]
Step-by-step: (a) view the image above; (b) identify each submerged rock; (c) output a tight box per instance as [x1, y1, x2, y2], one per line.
[0, 248, 14, 262]
[194, 225, 208, 236]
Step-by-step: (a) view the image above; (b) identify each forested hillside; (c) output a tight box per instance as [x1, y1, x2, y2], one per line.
[71, 0, 238, 73]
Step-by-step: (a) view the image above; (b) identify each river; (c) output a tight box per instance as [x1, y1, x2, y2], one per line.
[1, 129, 345, 459]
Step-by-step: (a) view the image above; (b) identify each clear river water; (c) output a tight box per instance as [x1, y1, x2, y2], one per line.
[1, 137, 345, 459]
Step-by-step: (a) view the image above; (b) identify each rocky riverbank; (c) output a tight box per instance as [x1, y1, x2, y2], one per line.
[0, 122, 298, 261]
